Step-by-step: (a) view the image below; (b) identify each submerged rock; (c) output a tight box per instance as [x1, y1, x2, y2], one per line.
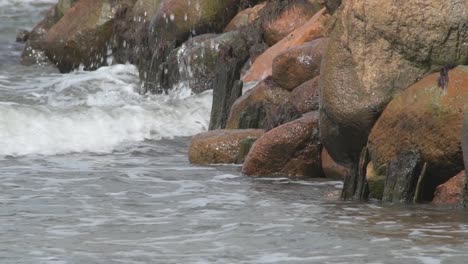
[188, 129, 264, 165]
[242, 112, 323, 178]
[369, 66, 468, 201]
[432, 171, 465, 206]
[272, 38, 327, 91]
[320, 0, 468, 169]
[226, 77, 290, 129]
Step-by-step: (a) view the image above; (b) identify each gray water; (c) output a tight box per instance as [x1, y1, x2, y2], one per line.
[1, 1, 468, 263]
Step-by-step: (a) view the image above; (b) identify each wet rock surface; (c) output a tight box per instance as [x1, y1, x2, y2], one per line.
[272, 38, 327, 91]
[320, 0, 468, 168]
[433, 171, 465, 206]
[262, 0, 323, 46]
[369, 66, 468, 201]
[242, 8, 328, 83]
[44, 0, 134, 72]
[189, 129, 264, 165]
[242, 112, 323, 178]
[288, 76, 320, 114]
[226, 77, 290, 130]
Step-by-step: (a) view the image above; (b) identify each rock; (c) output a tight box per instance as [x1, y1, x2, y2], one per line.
[235, 138, 257, 164]
[56, 0, 78, 18]
[242, 112, 324, 178]
[381, 150, 425, 204]
[16, 29, 30, 42]
[167, 31, 249, 94]
[288, 76, 320, 113]
[209, 34, 249, 130]
[140, 0, 242, 93]
[320, 0, 468, 168]
[462, 112, 468, 207]
[366, 162, 385, 200]
[324, 0, 341, 14]
[262, 0, 323, 46]
[111, 0, 162, 65]
[44, 0, 135, 72]
[321, 148, 349, 180]
[432, 171, 465, 206]
[21, 6, 60, 65]
[188, 129, 264, 165]
[226, 77, 290, 129]
[224, 2, 267, 32]
[242, 8, 328, 83]
[368, 66, 468, 201]
[265, 101, 302, 131]
[272, 38, 327, 91]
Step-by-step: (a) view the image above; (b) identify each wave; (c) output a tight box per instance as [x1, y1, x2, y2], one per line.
[0, 64, 212, 156]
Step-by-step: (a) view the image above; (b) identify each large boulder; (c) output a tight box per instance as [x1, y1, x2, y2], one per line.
[432, 171, 465, 206]
[189, 129, 264, 165]
[320, 0, 468, 167]
[242, 8, 328, 83]
[272, 38, 327, 91]
[262, 0, 324, 46]
[226, 77, 290, 129]
[140, 0, 242, 93]
[43, 0, 135, 72]
[242, 112, 324, 178]
[288, 76, 320, 113]
[368, 66, 468, 201]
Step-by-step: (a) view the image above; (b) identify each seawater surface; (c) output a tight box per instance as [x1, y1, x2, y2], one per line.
[1, 1, 468, 264]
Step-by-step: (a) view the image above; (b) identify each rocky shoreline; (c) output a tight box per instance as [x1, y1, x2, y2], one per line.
[21, 0, 468, 206]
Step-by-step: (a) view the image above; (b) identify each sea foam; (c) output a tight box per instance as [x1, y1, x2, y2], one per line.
[0, 64, 212, 156]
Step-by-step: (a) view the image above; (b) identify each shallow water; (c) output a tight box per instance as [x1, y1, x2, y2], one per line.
[1, 1, 468, 263]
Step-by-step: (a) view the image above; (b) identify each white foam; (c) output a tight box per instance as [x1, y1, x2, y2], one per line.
[0, 64, 213, 156]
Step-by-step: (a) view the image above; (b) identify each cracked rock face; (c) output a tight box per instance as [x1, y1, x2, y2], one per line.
[320, 0, 468, 166]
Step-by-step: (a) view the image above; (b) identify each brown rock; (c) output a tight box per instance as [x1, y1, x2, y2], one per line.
[44, 0, 134, 72]
[141, 0, 242, 93]
[368, 66, 468, 200]
[432, 171, 465, 206]
[112, 0, 162, 64]
[21, 7, 59, 65]
[224, 2, 267, 32]
[321, 148, 349, 180]
[262, 0, 324, 46]
[320, 0, 468, 168]
[189, 129, 264, 165]
[242, 8, 328, 83]
[272, 38, 327, 91]
[226, 77, 290, 129]
[242, 112, 324, 178]
[289, 76, 320, 113]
